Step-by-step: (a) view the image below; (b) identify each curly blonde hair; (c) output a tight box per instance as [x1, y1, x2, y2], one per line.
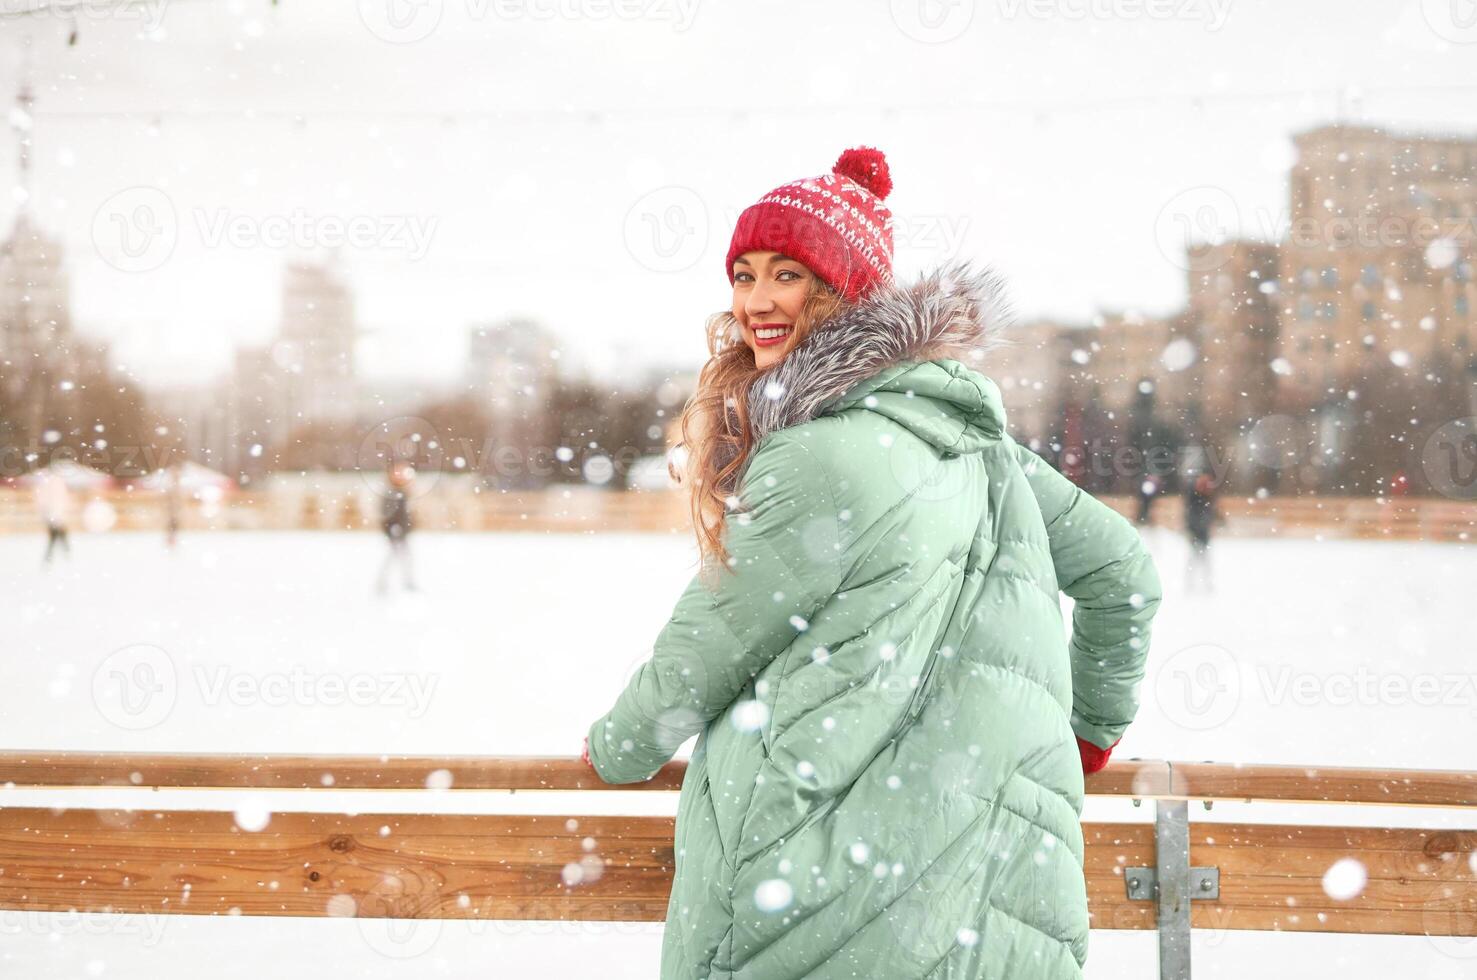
[671, 278, 851, 577]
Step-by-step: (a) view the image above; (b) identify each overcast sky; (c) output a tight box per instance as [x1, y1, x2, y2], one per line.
[2, 0, 1475, 388]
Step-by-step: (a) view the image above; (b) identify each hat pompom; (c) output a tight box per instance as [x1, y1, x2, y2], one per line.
[832, 146, 892, 200]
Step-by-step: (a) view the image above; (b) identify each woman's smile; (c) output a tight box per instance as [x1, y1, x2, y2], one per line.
[751, 322, 793, 347]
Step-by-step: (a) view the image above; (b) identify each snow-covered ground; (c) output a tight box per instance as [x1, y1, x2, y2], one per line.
[2, 528, 1474, 978]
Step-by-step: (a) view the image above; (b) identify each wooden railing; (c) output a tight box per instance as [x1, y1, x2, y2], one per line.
[0, 752, 1473, 956]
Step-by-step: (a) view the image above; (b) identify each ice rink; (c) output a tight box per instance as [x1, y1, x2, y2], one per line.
[3, 527, 1475, 977]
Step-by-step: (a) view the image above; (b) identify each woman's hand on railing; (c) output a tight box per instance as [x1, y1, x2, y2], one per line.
[1076, 734, 1118, 775]
[581, 736, 593, 771]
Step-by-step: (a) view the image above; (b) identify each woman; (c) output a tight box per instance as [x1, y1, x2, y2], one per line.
[584, 147, 1162, 978]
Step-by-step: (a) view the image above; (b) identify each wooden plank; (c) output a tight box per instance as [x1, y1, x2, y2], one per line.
[0, 808, 677, 921]
[1084, 822, 1477, 935]
[2, 810, 1473, 936]
[2, 753, 1473, 809]
[1168, 761, 1477, 809]
[0, 753, 687, 793]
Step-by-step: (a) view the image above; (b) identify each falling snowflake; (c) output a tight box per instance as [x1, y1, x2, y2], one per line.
[1321, 857, 1366, 901]
[233, 799, 271, 833]
[754, 878, 793, 913]
[731, 700, 769, 732]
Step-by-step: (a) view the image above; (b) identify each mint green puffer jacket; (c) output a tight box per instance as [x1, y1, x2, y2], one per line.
[587, 263, 1163, 979]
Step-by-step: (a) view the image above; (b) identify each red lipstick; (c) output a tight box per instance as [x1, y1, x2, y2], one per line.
[751, 322, 793, 348]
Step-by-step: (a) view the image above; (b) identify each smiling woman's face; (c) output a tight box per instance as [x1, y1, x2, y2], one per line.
[731, 250, 816, 370]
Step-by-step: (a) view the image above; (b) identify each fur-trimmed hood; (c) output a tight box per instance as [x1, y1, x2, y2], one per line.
[739, 259, 1014, 454]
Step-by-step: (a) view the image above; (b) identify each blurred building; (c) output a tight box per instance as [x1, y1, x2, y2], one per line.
[223, 260, 359, 475]
[466, 317, 559, 410]
[1079, 310, 1178, 416]
[277, 260, 359, 425]
[1278, 124, 1477, 404]
[0, 215, 114, 424]
[1182, 241, 1281, 431]
[989, 318, 1080, 446]
[982, 122, 1476, 495]
[1, 75, 111, 429]
[227, 345, 289, 475]
[150, 381, 234, 470]
[465, 317, 560, 487]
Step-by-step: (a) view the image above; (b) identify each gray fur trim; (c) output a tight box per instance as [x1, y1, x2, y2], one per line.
[732, 259, 1013, 444]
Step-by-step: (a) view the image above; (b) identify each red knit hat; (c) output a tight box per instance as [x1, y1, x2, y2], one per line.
[725, 146, 896, 303]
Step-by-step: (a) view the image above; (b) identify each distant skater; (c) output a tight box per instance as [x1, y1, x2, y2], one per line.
[34, 469, 73, 566]
[1135, 471, 1162, 526]
[1184, 469, 1223, 594]
[375, 460, 418, 594]
[164, 462, 183, 551]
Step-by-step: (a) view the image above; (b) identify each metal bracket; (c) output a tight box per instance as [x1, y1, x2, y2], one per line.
[1124, 865, 1220, 901]
[1123, 794, 1222, 980]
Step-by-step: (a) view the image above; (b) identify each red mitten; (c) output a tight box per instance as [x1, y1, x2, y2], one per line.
[1076, 735, 1119, 775]
[581, 736, 593, 770]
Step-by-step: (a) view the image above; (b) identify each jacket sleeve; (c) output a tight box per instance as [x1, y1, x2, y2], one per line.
[1010, 438, 1163, 752]
[585, 432, 845, 784]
